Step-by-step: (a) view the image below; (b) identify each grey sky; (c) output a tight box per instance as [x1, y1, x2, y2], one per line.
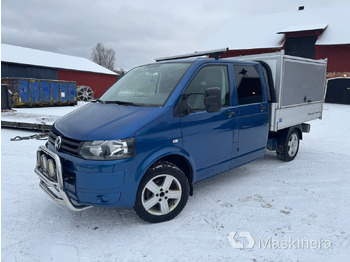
[1, 0, 348, 70]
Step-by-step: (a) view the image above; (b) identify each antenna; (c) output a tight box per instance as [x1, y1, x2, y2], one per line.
[155, 48, 229, 62]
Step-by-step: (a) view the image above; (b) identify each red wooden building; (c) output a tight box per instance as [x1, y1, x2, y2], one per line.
[201, 5, 350, 79]
[201, 5, 350, 104]
[1, 44, 118, 98]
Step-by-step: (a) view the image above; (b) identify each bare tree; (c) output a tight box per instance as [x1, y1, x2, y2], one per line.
[114, 68, 126, 76]
[91, 42, 116, 71]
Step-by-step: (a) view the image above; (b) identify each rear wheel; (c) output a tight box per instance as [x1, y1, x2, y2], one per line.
[134, 161, 189, 223]
[276, 129, 300, 161]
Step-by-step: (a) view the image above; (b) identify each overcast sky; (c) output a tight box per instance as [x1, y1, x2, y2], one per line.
[1, 0, 349, 70]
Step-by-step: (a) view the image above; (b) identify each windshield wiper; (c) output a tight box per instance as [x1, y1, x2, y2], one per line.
[103, 100, 140, 106]
[91, 99, 106, 104]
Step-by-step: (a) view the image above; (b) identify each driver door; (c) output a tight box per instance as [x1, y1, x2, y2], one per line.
[179, 65, 237, 182]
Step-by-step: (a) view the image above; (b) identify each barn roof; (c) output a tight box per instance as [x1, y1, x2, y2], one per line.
[1, 43, 117, 75]
[201, 5, 350, 51]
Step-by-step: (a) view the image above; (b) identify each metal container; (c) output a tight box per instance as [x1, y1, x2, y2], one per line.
[1, 84, 11, 110]
[1, 78, 77, 107]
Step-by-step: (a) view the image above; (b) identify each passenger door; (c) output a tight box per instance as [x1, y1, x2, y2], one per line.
[179, 65, 237, 182]
[232, 64, 269, 167]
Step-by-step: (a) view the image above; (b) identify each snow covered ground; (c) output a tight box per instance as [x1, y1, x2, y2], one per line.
[1, 103, 350, 262]
[1, 102, 87, 125]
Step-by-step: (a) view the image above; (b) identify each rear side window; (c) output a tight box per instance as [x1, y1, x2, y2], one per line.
[234, 65, 263, 105]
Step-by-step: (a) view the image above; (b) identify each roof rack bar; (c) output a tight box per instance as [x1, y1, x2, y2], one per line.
[155, 47, 229, 62]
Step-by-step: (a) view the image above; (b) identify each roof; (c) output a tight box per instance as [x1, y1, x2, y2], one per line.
[201, 5, 350, 51]
[277, 23, 328, 34]
[1, 44, 117, 75]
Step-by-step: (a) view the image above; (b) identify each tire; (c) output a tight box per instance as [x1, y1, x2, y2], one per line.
[134, 161, 189, 223]
[276, 129, 300, 162]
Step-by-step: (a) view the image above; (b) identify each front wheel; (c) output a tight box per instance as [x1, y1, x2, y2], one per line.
[134, 161, 189, 223]
[276, 129, 300, 161]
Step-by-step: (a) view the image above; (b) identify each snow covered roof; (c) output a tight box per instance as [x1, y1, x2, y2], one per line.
[277, 23, 328, 34]
[201, 5, 350, 51]
[1, 44, 117, 75]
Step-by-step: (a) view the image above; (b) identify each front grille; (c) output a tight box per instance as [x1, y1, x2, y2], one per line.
[48, 131, 81, 156]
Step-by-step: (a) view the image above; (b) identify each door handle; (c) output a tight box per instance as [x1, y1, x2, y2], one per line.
[226, 111, 235, 116]
[259, 104, 267, 112]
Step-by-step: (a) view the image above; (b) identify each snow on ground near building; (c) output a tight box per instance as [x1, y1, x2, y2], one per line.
[1, 103, 350, 262]
[1, 102, 87, 125]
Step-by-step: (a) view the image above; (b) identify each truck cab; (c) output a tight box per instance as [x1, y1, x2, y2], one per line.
[35, 50, 326, 223]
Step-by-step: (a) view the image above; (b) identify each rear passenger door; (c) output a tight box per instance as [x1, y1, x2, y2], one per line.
[232, 64, 269, 167]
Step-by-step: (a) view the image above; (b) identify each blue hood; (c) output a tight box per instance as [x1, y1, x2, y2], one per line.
[53, 102, 163, 140]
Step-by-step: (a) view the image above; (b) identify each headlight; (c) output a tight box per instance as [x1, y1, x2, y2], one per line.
[79, 138, 135, 160]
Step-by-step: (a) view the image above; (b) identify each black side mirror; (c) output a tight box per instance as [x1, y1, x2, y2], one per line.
[174, 87, 222, 116]
[204, 87, 221, 112]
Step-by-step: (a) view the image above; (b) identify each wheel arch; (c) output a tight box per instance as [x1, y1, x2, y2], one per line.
[292, 125, 303, 140]
[156, 154, 194, 186]
[136, 149, 195, 194]
[278, 125, 303, 141]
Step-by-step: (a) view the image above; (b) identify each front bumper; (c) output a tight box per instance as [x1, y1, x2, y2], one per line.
[35, 145, 91, 211]
[36, 140, 140, 210]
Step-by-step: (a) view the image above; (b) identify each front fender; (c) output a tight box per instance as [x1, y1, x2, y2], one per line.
[135, 146, 196, 183]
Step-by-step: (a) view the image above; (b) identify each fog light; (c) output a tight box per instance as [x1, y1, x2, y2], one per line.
[37, 152, 42, 166]
[41, 155, 48, 172]
[48, 159, 56, 178]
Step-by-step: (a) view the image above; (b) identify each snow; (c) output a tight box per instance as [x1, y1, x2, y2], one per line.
[1, 102, 87, 126]
[277, 23, 328, 34]
[2, 103, 350, 261]
[201, 5, 350, 51]
[1, 44, 117, 76]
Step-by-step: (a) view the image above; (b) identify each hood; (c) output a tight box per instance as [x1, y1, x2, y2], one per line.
[52, 102, 163, 140]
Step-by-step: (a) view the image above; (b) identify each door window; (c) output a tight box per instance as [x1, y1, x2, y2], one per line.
[185, 65, 230, 111]
[234, 65, 263, 105]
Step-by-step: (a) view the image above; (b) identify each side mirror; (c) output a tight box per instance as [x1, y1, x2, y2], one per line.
[204, 87, 221, 112]
[174, 87, 222, 116]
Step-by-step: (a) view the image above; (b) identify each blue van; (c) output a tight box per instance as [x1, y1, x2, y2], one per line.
[35, 51, 326, 222]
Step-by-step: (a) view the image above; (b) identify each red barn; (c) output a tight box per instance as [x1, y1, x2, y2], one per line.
[200, 5, 350, 104]
[1, 44, 118, 99]
[201, 5, 350, 79]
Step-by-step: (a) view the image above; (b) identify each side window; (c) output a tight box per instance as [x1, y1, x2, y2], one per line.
[234, 65, 263, 105]
[185, 65, 230, 111]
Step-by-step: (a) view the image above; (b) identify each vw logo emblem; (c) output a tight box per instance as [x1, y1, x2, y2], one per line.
[55, 136, 62, 150]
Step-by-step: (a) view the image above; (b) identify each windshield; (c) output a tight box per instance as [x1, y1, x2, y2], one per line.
[100, 63, 191, 106]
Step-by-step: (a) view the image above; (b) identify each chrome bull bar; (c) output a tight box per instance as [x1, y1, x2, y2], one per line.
[35, 145, 91, 211]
